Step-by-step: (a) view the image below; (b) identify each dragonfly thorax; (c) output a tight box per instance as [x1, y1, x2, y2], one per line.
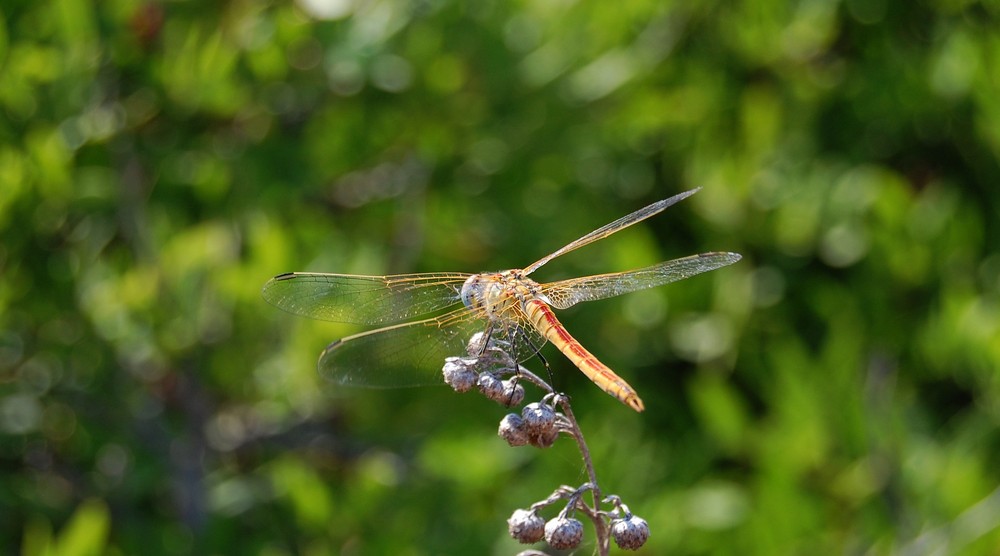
[461, 270, 543, 319]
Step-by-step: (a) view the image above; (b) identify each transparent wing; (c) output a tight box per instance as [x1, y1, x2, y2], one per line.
[542, 252, 742, 309]
[262, 272, 471, 325]
[523, 188, 700, 274]
[319, 303, 548, 387]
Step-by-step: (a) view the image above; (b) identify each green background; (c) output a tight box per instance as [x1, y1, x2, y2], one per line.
[2, 0, 999, 554]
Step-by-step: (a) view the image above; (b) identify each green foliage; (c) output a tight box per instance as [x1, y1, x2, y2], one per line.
[21, 498, 110, 556]
[2, 0, 999, 554]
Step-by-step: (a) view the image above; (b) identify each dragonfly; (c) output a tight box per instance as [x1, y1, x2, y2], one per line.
[262, 188, 741, 412]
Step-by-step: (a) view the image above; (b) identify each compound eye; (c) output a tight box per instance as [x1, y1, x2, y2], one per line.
[460, 276, 481, 309]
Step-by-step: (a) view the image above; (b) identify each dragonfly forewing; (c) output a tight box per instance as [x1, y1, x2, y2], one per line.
[542, 252, 742, 309]
[523, 188, 701, 274]
[262, 272, 470, 325]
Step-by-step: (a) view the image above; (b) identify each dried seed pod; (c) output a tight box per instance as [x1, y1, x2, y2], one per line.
[521, 402, 556, 434]
[544, 515, 583, 550]
[477, 372, 505, 401]
[507, 508, 545, 544]
[501, 379, 525, 407]
[442, 357, 477, 393]
[465, 331, 490, 355]
[611, 514, 650, 550]
[528, 426, 559, 449]
[498, 413, 529, 447]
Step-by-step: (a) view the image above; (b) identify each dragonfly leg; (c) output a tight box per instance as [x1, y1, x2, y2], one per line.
[504, 373, 521, 406]
[465, 325, 496, 359]
[503, 326, 544, 407]
[477, 325, 494, 357]
[512, 326, 556, 393]
[529, 347, 551, 380]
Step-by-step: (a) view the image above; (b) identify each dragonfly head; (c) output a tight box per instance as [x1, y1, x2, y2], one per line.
[461, 274, 487, 311]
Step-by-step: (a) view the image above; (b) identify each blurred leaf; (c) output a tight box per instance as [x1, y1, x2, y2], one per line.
[20, 515, 53, 556]
[688, 373, 748, 452]
[51, 499, 109, 556]
[268, 457, 333, 532]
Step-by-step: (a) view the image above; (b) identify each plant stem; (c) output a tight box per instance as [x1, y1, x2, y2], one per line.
[557, 397, 609, 556]
[516, 365, 610, 556]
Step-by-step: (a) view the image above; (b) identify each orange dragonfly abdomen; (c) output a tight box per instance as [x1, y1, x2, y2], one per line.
[523, 298, 645, 412]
